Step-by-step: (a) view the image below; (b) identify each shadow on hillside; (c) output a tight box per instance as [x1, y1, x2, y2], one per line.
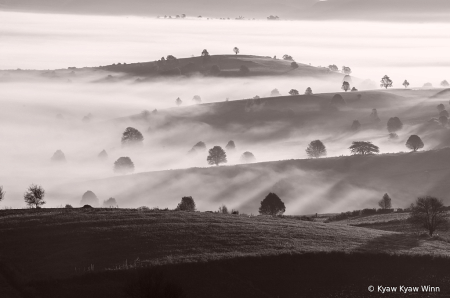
[356, 233, 420, 253]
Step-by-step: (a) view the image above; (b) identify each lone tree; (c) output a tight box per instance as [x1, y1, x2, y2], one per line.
[201, 49, 209, 56]
[176, 196, 196, 211]
[103, 197, 118, 208]
[270, 89, 280, 96]
[441, 80, 449, 87]
[225, 140, 236, 151]
[405, 135, 424, 152]
[306, 140, 327, 158]
[380, 75, 393, 89]
[176, 97, 182, 106]
[207, 146, 227, 166]
[289, 89, 299, 96]
[51, 150, 66, 162]
[233, 47, 239, 55]
[259, 193, 286, 216]
[341, 81, 350, 92]
[409, 196, 448, 236]
[387, 117, 403, 133]
[0, 186, 4, 203]
[351, 120, 361, 131]
[437, 103, 446, 112]
[192, 95, 202, 104]
[81, 190, 99, 206]
[349, 141, 380, 155]
[378, 193, 392, 209]
[402, 80, 410, 88]
[121, 127, 144, 146]
[239, 65, 250, 75]
[240, 151, 256, 163]
[305, 87, 313, 95]
[114, 157, 135, 174]
[24, 184, 45, 208]
[291, 62, 299, 69]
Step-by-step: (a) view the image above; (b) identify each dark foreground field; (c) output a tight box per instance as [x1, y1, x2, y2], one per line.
[1, 209, 450, 297]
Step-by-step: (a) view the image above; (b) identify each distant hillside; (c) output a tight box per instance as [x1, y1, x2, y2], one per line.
[2, 0, 450, 21]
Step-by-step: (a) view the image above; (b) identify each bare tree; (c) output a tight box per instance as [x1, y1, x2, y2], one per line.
[378, 193, 392, 209]
[409, 196, 448, 236]
[24, 184, 46, 208]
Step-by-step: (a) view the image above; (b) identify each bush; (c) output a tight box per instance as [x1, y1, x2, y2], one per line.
[82, 205, 93, 208]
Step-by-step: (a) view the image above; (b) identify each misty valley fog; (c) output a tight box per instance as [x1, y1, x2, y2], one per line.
[1, 11, 450, 214]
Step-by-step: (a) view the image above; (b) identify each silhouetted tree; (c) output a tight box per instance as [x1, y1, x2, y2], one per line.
[306, 140, 326, 158]
[81, 190, 99, 206]
[51, 150, 66, 162]
[24, 184, 45, 208]
[225, 140, 236, 151]
[65, 204, 73, 208]
[380, 75, 393, 89]
[341, 66, 352, 75]
[233, 47, 239, 55]
[176, 196, 196, 211]
[201, 49, 209, 56]
[409, 196, 447, 236]
[387, 117, 403, 133]
[305, 87, 313, 95]
[440, 110, 449, 118]
[351, 87, 358, 92]
[441, 80, 449, 87]
[439, 115, 448, 126]
[114, 157, 135, 174]
[378, 193, 392, 209]
[176, 97, 182, 106]
[121, 127, 144, 146]
[403, 80, 410, 88]
[192, 95, 202, 104]
[0, 186, 4, 203]
[437, 104, 446, 112]
[240, 151, 256, 163]
[282, 54, 294, 61]
[259, 193, 285, 216]
[331, 94, 345, 106]
[166, 55, 177, 60]
[349, 141, 380, 155]
[210, 65, 221, 75]
[405, 135, 424, 152]
[270, 89, 280, 96]
[239, 65, 250, 75]
[103, 197, 118, 208]
[207, 146, 227, 166]
[291, 62, 298, 69]
[341, 81, 350, 92]
[351, 120, 361, 131]
[328, 65, 338, 72]
[289, 89, 299, 96]
[98, 149, 108, 160]
[370, 109, 380, 122]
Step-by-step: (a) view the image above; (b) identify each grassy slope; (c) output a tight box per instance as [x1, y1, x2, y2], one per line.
[1, 208, 449, 282]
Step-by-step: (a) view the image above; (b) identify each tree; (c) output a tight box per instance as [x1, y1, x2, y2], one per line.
[259, 193, 285, 216]
[289, 89, 299, 96]
[291, 62, 298, 69]
[81, 191, 99, 206]
[441, 80, 449, 87]
[176, 196, 196, 211]
[439, 110, 449, 118]
[423, 82, 433, 88]
[439, 115, 448, 126]
[201, 49, 209, 56]
[0, 186, 4, 203]
[24, 184, 45, 208]
[351, 120, 361, 131]
[192, 95, 202, 104]
[166, 55, 177, 60]
[103, 197, 118, 208]
[351, 87, 358, 92]
[378, 193, 392, 209]
[405, 135, 424, 152]
[387, 117, 403, 133]
[239, 65, 250, 75]
[176, 97, 182, 106]
[328, 65, 338, 72]
[121, 127, 144, 146]
[341, 81, 350, 92]
[51, 150, 66, 162]
[409, 196, 447, 236]
[270, 89, 280, 96]
[306, 140, 326, 158]
[225, 140, 236, 151]
[402, 80, 410, 88]
[218, 205, 229, 214]
[331, 94, 345, 105]
[240, 151, 256, 163]
[210, 65, 221, 75]
[380, 75, 393, 89]
[370, 109, 380, 122]
[114, 157, 135, 174]
[437, 103, 445, 112]
[233, 47, 239, 55]
[349, 141, 380, 155]
[341, 66, 352, 75]
[305, 87, 313, 95]
[98, 149, 108, 160]
[282, 54, 294, 61]
[207, 146, 227, 166]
